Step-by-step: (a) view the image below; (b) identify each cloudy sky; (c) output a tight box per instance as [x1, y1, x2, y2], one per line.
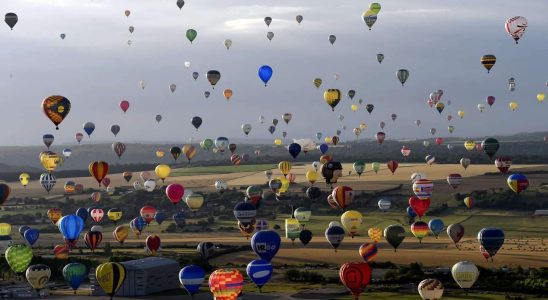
[0, 0, 547, 146]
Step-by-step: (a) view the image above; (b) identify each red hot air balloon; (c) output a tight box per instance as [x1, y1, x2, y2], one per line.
[375, 132, 386, 144]
[140, 206, 157, 224]
[486, 96, 495, 107]
[495, 156, 512, 174]
[89, 161, 109, 187]
[209, 269, 244, 300]
[84, 231, 103, 252]
[146, 235, 161, 255]
[409, 196, 430, 219]
[446, 174, 463, 189]
[166, 183, 184, 205]
[120, 100, 130, 113]
[339, 262, 372, 299]
[435, 137, 443, 145]
[331, 186, 354, 209]
[75, 133, 83, 144]
[90, 208, 104, 223]
[387, 160, 398, 174]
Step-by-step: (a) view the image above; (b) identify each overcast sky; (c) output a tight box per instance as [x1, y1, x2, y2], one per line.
[0, 0, 547, 146]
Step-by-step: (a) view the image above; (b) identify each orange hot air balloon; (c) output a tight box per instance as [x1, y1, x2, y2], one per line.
[89, 161, 109, 186]
[223, 89, 233, 101]
[331, 186, 354, 209]
[53, 244, 69, 259]
[47, 208, 62, 225]
[387, 160, 398, 174]
[42, 95, 71, 130]
[208, 269, 244, 300]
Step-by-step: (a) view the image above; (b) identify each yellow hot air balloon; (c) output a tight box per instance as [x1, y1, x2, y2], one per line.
[278, 177, 290, 193]
[223, 89, 233, 101]
[39, 151, 61, 172]
[341, 210, 363, 238]
[113, 226, 129, 244]
[154, 164, 171, 182]
[313, 78, 322, 88]
[351, 104, 358, 112]
[359, 123, 367, 130]
[278, 161, 292, 176]
[324, 89, 341, 111]
[155, 150, 165, 158]
[457, 110, 465, 119]
[274, 139, 283, 146]
[367, 227, 382, 243]
[107, 209, 123, 223]
[305, 170, 318, 185]
[0, 223, 11, 236]
[464, 140, 476, 151]
[324, 137, 333, 144]
[185, 194, 205, 212]
[96, 262, 126, 299]
[509, 101, 518, 111]
[19, 173, 30, 187]
[537, 93, 545, 103]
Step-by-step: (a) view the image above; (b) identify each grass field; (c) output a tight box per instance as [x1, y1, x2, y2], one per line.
[169, 164, 275, 176]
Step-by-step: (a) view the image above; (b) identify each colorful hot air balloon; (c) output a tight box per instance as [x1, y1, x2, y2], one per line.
[324, 89, 341, 111]
[507, 173, 529, 194]
[95, 262, 126, 299]
[413, 179, 434, 200]
[47, 208, 62, 225]
[411, 221, 429, 243]
[63, 263, 87, 292]
[495, 156, 512, 174]
[42, 96, 71, 130]
[84, 231, 103, 252]
[339, 262, 372, 299]
[481, 54, 496, 73]
[358, 243, 378, 262]
[446, 174, 463, 189]
[331, 186, 354, 209]
[367, 227, 382, 243]
[208, 269, 244, 300]
[89, 161, 109, 186]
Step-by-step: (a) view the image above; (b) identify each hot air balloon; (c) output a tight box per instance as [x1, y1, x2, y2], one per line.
[396, 69, 409, 86]
[413, 179, 434, 200]
[39, 173, 56, 193]
[166, 183, 184, 205]
[401, 146, 411, 157]
[507, 173, 528, 194]
[428, 219, 445, 238]
[481, 54, 496, 73]
[505, 16, 528, 44]
[362, 10, 378, 30]
[509, 101, 518, 111]
[384, 225, 405, 252]
[209, 269, 244, 300]
[58, 215, 84, 244]
[378, 199, 391, 212]
[376, 53, 384, 63]
[411, 221, 429, 243]
[339, 262, 372, 299]
[5, 245, 32, 274]
[145, 235, 161, 255]
[191, 116, 202, 130]
[418, 278, 444, 300]
[258, 65, 273, 86]
[328, 34, 336, 45]
[84, 231, 102, 252]
[42, 95, 71, 130]
[170, 147, 182, 161]
[107, 209, 122, 224]
[47, 208, 62, 225]
[89, 161, 109, 186]
[324, 89, 341, 111]
[90, 208, 104, 223]
[179, 265, 205, 297]
[155, 115, 162, 123]
[186, 28, 197, 43]
[5, 13, 18, 30]
[23, 228, 40, 247]
[359, 243, 378, 262]
[62, 263, 87, 292]
[112, 142, 126, 159]
[387, 160, 398, 174]
[341, 210, 362, 238]
[25, 264, 51, 292]
[460, 158, 471, 170]
[478, 228, 504, 260]
[288, 143, 301, 159]
[206, 70, 221, 88]
[495, 156, 512, 174]
[452, 261, 479, 291]
[481, 138, 499, 159]
[331, 186, 354, 209]
[19, 173, 30, 187]
[409, 196, 430, 219]
[447, 224, 465, 247]
[251, 230, 280, 261]
[325, 225, 345, 251]
[446, 174, 463, 189]
[95, 262, 126, 299]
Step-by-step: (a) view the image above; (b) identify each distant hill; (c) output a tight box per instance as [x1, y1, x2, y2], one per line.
[0, 131, 545, 175]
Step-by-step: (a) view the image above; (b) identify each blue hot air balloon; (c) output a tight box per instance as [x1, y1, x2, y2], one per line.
[428, 219, 445, 238]
[23, 228, 40, 247]
[258, 65, 273, 86]
[132, 217, 146, 232]
[234, 202, 257, 226]
[62, 263, 87, 291]
[319, 143, 329, 154]
[288, 143, 301, 159]
[478, 227, 505, 259]
[83, 122, 95, 137]
[268, 125, 276, 135]
[246, 259, 273, 290]
[58, 215, 84, 243]
[154, 212, 166, 225]
[251, 230, 281, 262]
[406, 206, 417, 218]
[75, 207, 88, 222]
[179, 265, 205, 296]
[18, 226, 30, 238]
[173, 212, 186, 228]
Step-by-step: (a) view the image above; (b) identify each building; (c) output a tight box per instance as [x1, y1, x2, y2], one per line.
[115, 257, 180, 296]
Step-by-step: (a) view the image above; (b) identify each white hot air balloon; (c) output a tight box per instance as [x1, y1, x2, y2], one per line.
[451, 261, 479, 290]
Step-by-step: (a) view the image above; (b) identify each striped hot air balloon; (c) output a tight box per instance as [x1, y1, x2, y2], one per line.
[411, 221, 429, 243]
[446, 174, 463, 189]
[331, 186, 354, 209]
[95, 262, 126, 299]
[413, 179, 434, 200]
[179, 265, 205, 297]
[480, 54, 496, 73]
[39, 173, 56, 193]
[359, 243, 378, 262]
[89, 161, 109, 187]
[84, 231, 102, 252]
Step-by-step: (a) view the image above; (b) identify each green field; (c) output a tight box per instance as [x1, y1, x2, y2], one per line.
[170, 164, 275, 176]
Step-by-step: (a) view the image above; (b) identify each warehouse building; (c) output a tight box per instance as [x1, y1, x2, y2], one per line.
[115, 257, 180, 296]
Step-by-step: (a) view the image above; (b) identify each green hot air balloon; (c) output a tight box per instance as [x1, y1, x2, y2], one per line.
[5, 244, 33, 274]
[353, 161, 366, 177]
[186, 29, 197, 44]
[371, 162, 380, 174]
[384, 225, 406, 252]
